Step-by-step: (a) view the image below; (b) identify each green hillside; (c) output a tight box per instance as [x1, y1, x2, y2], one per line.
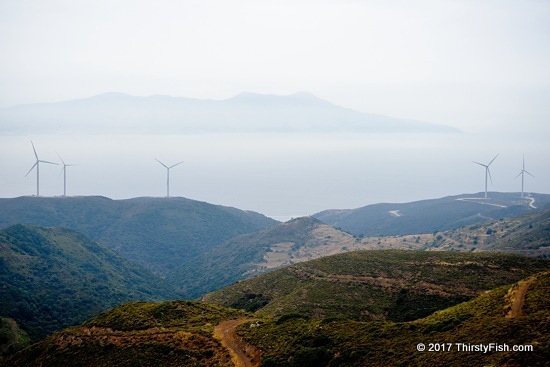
[4, 301, 247, 367]
[0, 224, 178, 346]
[4, 271, 549, 366]
[238, 271, 550, 366]
[203, 250, 550, 321]
[313, 192, 550, 237]
[169, 216, 360, 298]
[0, 196, 277, 275]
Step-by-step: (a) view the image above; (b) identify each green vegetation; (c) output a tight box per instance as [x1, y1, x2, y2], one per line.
[0, 224, 178, 344]
[204, 250, 550, 322]
[238, 272, 550, 366]
[0, 196, 277, 276]
[7, 273, 548, 366]
[0, 318, 30, 357]
[4, 301, 246, 367]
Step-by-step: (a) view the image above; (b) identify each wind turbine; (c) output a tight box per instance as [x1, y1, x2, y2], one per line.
[57, 152, 75, 197]
[515, 156, 534, 198]
[155, 158, 184, 198]
[473, 153, 499, 199]
[25, 141, 58, 196]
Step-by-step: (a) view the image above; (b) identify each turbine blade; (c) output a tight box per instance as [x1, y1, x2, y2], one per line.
[488, 153, 499, 166]
[39, 160, 58, 165]
[473, 161, 487, 167]
[487, 167, 493, 184]
[525, 170, 535, 178]
[169, 161, 184, 169]
[56, 151, 66, 166]
[25, 162, 37, 177]
[155, 158, 168, 169]
[31, 141, 38, 159]
[514, 171, 522, 179]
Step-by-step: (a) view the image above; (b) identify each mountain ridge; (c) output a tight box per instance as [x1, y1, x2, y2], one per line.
[0, 91, 460, 134]
[0, 196, 278, 277]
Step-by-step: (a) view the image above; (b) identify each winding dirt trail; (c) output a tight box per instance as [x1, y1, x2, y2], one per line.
[507, 277, 535, 318]
[214, 319, 261, 367]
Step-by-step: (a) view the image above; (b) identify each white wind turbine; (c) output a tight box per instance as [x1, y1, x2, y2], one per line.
[473, 153, 499, 199]
[25, 141, 58, 196]
[515, 156, 534, 198]
[155, 158, 184, 198]
[57, 152, 75, 197]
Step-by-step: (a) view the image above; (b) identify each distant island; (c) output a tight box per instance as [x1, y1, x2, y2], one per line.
[0, 91, 460, 134]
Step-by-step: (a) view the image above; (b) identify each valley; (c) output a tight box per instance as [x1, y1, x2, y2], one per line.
[0, 192, 549, 365]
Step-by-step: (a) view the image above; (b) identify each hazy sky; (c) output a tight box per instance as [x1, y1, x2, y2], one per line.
[1, 0, 549, 133]
[1, 1, 549, 219]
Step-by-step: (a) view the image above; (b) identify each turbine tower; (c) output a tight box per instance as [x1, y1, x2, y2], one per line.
[473, 153, 499, 199]
[155, 158, 184, 198]
[515, 155, 534, 198]
[57, 153, 75, 197]
[25, 141, 58, 196]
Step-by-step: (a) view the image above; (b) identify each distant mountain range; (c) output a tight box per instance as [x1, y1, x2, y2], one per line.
[0, 92, 460, 134]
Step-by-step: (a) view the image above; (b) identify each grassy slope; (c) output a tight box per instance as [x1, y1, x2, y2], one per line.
[4, 301, 247, 367]
[239, 271, 550, 367]
[203, 250, 550, 322]
[6, 272, 548, 367]
[0, 224, 178, 342]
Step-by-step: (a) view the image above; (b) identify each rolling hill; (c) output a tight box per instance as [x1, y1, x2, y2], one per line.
[237, 271, 550, 367]
[0, 196, 277, 276]
[5, 260, 549, 366]
[169, 207, 550, 298]
[0, 224, 178, 346]
[203, 250, 550, 322]
[0, 91, 459, 134]
[314, 192, 550, 237]
[168, 216, 364, 298]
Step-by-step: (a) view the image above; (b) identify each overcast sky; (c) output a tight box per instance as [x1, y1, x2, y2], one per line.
[1, 1, 549, 218]
[1, 0, 549, 133]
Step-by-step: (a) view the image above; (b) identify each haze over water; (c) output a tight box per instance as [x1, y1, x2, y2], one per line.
[2, 131, 547, 220]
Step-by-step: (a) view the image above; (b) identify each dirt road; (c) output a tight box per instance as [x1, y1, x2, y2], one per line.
[507, 276, 535, 318]
[214, 319, 261, 367]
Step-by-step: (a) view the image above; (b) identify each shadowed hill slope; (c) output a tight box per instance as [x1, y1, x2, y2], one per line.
[0, 196, 278, 275]
[0, 224, 178, 344]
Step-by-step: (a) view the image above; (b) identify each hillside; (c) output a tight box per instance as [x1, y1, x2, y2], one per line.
[420, 205, 550, 257]
[4, 301, 248, 367]
[169, 216, 367, 298]
[170, 207, 550, 298]
[203, 250, 550, 321]
[314, 192, 550, 237]
[0, 196, 277, 275]
[237, 271, 550, 366]
[0, 92, 459, 134]
[0, 224, 178, 346]
[5, 270, 549, 366]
